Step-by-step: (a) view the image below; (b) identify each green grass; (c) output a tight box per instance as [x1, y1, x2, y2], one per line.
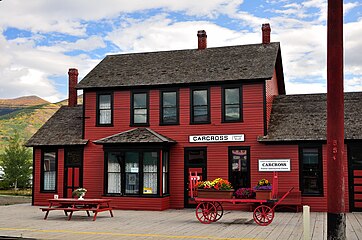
[0, 188, 32, 196]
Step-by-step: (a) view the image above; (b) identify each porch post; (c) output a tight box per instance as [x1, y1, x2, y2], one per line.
[327, 0, 346, 239]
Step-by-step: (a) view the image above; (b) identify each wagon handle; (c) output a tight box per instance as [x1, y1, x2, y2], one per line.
[272, 187, 294, 210]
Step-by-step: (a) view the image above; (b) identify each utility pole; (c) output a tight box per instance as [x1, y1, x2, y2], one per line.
[327, 0, 346, 239]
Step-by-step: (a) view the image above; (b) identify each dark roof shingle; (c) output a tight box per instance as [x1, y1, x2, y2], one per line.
[93, 128, 176, 144]
[77, 43, 282, 89]
[26, 106, 88, 147]
[259, 92, 362, 142]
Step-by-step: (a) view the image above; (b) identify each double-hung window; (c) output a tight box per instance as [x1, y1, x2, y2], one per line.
[222, 87, 242, 122]
[41, 150, 57, 192]
[97, 93, 112, 125]
[160, 90, 179, 125]
[299, 146, 323, 196]
[191, 88, 210, 124]
[131, 92, 149, 125]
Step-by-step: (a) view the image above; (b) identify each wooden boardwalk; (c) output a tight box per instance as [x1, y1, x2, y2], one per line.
[0, 204, 361, 240]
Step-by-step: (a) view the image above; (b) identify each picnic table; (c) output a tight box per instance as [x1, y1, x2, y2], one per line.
[40, 198, 113, 221]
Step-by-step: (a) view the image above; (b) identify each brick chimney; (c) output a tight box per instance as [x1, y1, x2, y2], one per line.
[197, 30, 207, 50]
[68, 68, 78, 107]
[262, 23, 271, 44]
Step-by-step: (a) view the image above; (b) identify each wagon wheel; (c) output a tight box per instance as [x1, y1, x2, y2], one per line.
[253, 205, 274, 226]
[195, 202, 217, 224]
[213, 201, 224, 222]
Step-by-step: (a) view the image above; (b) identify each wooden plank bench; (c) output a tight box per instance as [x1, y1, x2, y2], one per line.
[276, 190, 302, 212]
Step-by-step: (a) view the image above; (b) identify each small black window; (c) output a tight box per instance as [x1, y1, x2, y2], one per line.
[222, 87, 242, 122]
[160, 90, 179, 125]
[191, 89, 210, 124]
[299, 146, 323, 196]
[41, 150, 57, 192]
[131, 92, 149, 125]
[162, 151, 169, 195]
[97, 94, 112, 125]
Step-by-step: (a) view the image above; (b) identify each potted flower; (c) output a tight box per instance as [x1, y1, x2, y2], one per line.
[254, 178, 272, 200]
[72, 188, 87, 200]
[235, 188, 255, 199]
[197, 178, 234, 199]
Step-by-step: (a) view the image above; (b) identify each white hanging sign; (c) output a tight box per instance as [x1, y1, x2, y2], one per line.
[189, 134, 245, 143]
[258, 159, 291, 172]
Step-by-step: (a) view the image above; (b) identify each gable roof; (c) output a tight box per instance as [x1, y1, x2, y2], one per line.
[77, 42, 284, 92]
[26, 106, 88, 147]
[258, 92, 362, 142]
[93, 128, 176, 144]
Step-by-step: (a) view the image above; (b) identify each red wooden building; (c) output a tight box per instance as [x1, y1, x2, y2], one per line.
[27, 24, 362, 212]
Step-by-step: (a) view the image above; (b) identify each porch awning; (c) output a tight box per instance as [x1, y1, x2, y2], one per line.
[93, 128, 176, 145]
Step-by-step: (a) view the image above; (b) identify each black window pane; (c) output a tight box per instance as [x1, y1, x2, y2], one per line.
[225, 106, 240, 121]
[301, 148, 322, 195]
[193, 90, 207, 105]
[163, 108, 177, 123]
[163, 92, 176, 106]
[134, 93, 146, 108]
[125, 152, 139, 194]
[187, 150, 206, 164]
[100, 109, 111, 124]
[134, 109, 147, 124]
[99, 95, 111, 109]
[230, 149, 249, 189]
[143, 152, 158, 194]
[225, 88, 239, 104]
[193, 106, 208, 122]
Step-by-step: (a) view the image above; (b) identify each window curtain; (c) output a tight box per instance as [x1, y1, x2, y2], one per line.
[43, 171, 55, 190]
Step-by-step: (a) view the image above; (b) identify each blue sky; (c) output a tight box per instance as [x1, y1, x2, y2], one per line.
[0, 0, 361, 102]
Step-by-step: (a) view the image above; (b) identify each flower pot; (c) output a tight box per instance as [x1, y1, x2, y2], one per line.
[255, 190, 272, 200]
[197, 189, 234, 199]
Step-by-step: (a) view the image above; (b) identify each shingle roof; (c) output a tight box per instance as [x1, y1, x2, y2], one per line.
[258, 92, 362, 142]
[93, 128, 176, 144]
[77, 43, 283, 90]
[26, 106, 88, 147]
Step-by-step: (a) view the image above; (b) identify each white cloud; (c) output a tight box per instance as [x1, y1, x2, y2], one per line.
[0, 0, 244, 35]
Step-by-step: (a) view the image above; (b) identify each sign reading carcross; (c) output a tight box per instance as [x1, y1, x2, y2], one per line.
[258, 159, 291, 172]
[189, 134, 245, 143]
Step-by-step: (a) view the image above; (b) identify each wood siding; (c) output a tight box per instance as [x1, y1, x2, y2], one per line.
[32, 78, 352, 212]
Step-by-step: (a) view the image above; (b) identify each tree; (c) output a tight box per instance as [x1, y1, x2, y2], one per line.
[0, 132, 32, 189]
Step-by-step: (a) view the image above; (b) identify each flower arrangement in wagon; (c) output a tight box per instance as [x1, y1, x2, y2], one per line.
[254, 178, 272, 190]
[235, 188, 255, 199]
[72, 188, 87, 199]
[197, 178, 233, 190]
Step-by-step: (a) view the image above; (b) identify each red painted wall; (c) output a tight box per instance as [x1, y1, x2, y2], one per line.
[81, 83, 266, 209]
[32, 79, 352, 212]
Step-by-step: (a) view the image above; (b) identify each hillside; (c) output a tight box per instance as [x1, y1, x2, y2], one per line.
[0, 96, 49, 116]
[0, 95, 83, 153]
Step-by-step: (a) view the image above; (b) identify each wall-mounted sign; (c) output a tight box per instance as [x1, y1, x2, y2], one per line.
[258, 159, 291, 172]
[189, 134, 245, 143]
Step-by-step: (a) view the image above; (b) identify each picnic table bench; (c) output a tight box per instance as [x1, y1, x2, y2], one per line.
[40, 198, 113, 221]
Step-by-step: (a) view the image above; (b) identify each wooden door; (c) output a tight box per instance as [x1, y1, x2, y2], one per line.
[348, 143, 362, 212]
[184, 147, 207, 208]
[63, 148, 83, 198]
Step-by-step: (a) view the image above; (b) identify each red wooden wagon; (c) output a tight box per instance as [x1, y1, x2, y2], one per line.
[189, 172, 293, 226]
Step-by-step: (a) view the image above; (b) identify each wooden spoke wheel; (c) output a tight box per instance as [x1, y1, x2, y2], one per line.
[253, 205, 274, 226]
[213, 201, 223, 222]
[195, 202, 217, 224]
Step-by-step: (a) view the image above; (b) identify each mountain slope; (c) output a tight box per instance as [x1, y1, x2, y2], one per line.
[0, 95, 83, 153]
[0, 96, 49, 116]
